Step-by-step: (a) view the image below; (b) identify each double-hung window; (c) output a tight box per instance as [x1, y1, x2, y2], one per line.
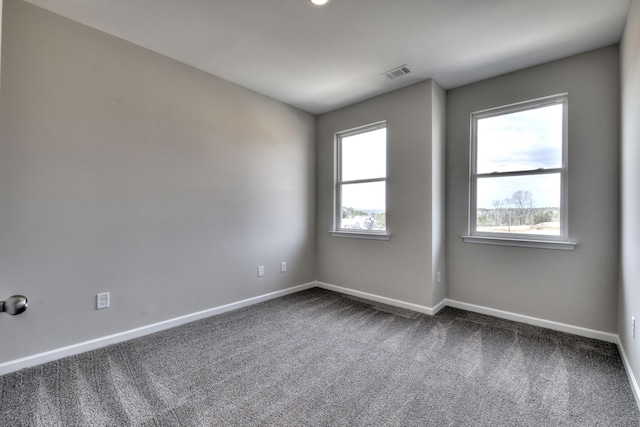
[465, 94, 576, 250]
[332, 121, 388, 240]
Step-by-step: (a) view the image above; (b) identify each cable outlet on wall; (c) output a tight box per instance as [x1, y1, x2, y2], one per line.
[258, 266, 264, 277]
[97, 292, 110, 310]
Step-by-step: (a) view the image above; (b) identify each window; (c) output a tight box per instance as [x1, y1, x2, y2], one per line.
[465, 94, 576, 250]
[332, 122, 388, 240]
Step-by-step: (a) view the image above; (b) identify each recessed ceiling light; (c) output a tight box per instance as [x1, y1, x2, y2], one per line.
[309, 0, 330, 5]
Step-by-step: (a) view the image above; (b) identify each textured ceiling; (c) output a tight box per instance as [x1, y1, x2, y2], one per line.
[22, 0, 631, 114]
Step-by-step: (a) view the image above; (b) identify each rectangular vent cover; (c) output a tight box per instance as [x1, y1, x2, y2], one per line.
[384, 65, 411, 79]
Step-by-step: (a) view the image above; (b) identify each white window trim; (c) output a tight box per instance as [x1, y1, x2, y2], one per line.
[333, 121, 390, 239]
[462, 235, 576, 251]
[329, 230, 391, 240]
[465, 94, 576, 250]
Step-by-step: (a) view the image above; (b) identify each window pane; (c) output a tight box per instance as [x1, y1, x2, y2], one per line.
[341, 128, 386, 181]
[340, 182, 385, 230]
[477, 104, 563, 174]
[476, 173, 560, 235]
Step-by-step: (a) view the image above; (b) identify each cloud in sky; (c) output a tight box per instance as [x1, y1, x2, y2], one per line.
[341, 128, 386, 181]
[477, 174, 560, 209]
[340, 128, 386, 212]
[477, 104, 563, 173]
[476, 103, 563, 209]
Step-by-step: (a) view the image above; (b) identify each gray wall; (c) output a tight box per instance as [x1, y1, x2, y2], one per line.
[0, 0, 316, 363]
[316, 80, 446, 309]
[0, 0, 631, 371]
[620, 0, 640, 395]
[446, 46, 620, 333]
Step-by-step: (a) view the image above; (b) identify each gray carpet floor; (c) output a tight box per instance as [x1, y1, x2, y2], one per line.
[1, 287, 639, 426]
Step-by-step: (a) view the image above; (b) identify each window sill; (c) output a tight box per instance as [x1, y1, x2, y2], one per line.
[330, 231, 391, 241]
[462, 235, 577, 251]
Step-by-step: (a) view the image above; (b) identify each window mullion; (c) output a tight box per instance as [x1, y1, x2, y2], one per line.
[476, 168, 563, 179]
[340, 177, 386, 186]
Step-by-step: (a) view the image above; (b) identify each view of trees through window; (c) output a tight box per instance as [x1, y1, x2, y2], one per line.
[337, 123, 386, 232]
[472, 96, 566, 238]
[341, 206, 386, 231]
[476, 190, 560, 235]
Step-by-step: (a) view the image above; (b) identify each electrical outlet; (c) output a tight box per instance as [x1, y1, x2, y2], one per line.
[97, 292, 110, 310]
[437, 271, 441, 283]
[258, 266, 264, 277]
[281, 262, 287, 273]
[633, 316, 636, 339]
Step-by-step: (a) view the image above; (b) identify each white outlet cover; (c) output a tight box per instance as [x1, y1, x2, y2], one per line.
[97, 292, 110, 309]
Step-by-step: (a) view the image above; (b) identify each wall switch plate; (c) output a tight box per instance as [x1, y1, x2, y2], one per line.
[97, 292, 110, 310]
[281, 262, 287, 273]
[258, 266, 264, 277]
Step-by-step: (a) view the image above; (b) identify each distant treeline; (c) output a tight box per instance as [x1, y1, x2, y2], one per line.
[477, 206, 560, 227]
[478, 190, 559, 227]
[342, 206, 386, 230]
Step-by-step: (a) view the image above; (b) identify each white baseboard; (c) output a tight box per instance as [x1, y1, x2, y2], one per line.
[617, 338, 640, 409]
[431, 297, 448, 315]
[0, 282, 317, 376]
[446, 299, 618, 343]
[312, 285, 636, 411]
[0, 279, 630, 394]
[315, 281, 446, 316]
[310, 284, 616, 343]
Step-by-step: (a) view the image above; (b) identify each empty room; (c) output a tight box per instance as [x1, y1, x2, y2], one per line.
[1, 0, 640, 425]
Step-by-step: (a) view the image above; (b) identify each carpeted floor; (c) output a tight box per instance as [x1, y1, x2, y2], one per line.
[1, 287, 639, 426]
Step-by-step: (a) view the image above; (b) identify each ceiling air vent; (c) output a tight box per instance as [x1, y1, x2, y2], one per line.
[383, 65, 411, 80]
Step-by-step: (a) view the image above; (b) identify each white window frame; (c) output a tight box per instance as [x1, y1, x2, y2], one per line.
[330, 121, 390, 240]
[463, 94, 576, 250]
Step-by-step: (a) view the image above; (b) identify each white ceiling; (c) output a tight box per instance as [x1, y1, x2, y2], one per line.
[22, 0, 631, 114]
